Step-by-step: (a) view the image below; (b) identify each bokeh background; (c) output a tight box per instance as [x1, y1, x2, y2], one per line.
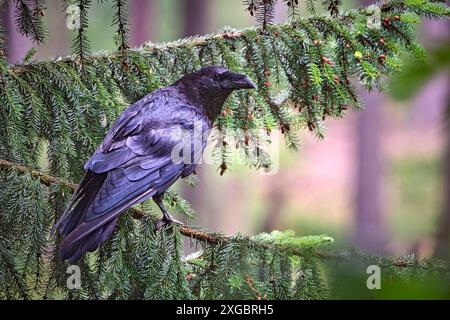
[3, 0, 449, 259]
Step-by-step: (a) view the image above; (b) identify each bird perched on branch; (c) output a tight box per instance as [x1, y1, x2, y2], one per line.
[52, 65, 255, 263]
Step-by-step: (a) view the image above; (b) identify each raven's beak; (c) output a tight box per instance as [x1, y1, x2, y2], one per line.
[223, 72, 256, 90]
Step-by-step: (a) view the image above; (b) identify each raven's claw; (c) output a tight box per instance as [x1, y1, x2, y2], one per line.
[155, 214, 183, 230]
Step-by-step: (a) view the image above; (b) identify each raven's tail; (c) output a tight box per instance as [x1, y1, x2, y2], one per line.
[52, 169, 158, 263]
[59, 217, 119, 263]
[52, 171, 118, 263]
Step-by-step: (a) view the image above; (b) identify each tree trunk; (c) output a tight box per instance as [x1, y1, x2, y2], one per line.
[353, 90, 387, 253]
[129, 0, 155, 47]
[182, 0, 209, 37]
[262, 176, 285, 232]
[427, 21, 450, 260]
[352, 0, 388, 254]
[434, 75, 450, 259]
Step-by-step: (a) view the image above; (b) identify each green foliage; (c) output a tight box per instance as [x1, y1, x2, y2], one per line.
[0, 0, 449, 300]
[323, 248, 450, 299]
[389, 43, 450, 101]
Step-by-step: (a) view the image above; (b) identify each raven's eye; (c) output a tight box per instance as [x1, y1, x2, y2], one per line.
[212, 74, 224, 83]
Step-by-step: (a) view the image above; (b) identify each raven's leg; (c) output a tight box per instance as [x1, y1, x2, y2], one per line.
[153, 193, 183, 230]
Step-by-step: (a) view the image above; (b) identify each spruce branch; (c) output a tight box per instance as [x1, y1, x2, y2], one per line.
[112, 0, 129, 58]
[2, 0, 449, 180]
[10, 29, 246, 75]
[323, 0, 341, 17]
[0, 159, 77, 189]
[305, 0, 318, 15]
[13, 0, 46, 43]
[256, 0, 276, 29]
[0, 159, 316, 249]
[0, 158, 224, 244]
[282, 0, 299, 19]
[73, 0, 92, 66]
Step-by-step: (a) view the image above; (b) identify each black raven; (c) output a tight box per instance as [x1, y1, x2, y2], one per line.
[52, 65, 255, 263]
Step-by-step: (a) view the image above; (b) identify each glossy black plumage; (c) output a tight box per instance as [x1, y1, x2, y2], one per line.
[52, 65, 255, 263]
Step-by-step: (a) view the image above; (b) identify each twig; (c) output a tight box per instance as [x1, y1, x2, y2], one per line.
[0, 159, 77, 189]
[9, 29, 244, 75]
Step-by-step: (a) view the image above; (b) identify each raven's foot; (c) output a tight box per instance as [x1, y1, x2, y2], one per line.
[155, 214, 183, 230]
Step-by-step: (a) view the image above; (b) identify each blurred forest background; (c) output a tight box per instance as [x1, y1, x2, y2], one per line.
[3, 0, 449, 259]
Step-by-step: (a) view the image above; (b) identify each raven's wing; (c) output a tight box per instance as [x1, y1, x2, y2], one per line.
[53, 91, 209, 262]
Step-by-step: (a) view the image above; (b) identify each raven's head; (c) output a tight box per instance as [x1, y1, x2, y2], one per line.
[174, 65, 255, 121]
[197, 65, 255, 90]
[175, 65, 255, 96]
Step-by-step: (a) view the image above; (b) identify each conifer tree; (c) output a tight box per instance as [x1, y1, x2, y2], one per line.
[0, 0, 449, 299]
